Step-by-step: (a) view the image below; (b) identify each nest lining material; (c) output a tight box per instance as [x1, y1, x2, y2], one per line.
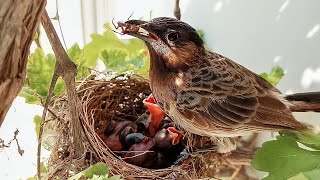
[45, 74, 254, 179]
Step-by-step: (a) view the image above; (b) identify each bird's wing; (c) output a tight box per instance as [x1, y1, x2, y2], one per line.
[176, 52, 303, 129]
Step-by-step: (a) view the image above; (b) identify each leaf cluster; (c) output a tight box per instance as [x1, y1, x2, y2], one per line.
[84, 24, 149, 74]
[251, 133, 320, 180]
[20, 24, 149, 104]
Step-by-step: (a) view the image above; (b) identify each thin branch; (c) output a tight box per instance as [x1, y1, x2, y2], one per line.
[174, 0, 181, 20]
[38, 9, 85, 179]
[37, 72, 59, 179]
[52, 0, 67, 49]
[13, 129, 24, 156]
[37, 82, 64, 122]
[34, 28, 42, 48]
[47, 108, 64, 122]
[0, 129, 24, 156]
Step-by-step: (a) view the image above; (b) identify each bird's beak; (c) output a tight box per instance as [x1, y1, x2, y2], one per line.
[120, 20, 160, 43]
[167, 127, 183, 145]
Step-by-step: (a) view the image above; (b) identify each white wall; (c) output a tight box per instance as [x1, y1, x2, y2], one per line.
[62, 0, 320, 93]
[181, 0, 320, 93]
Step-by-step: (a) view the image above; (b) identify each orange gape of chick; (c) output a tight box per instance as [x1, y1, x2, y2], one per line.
[116, 17, 320, 152]
[142, 94, 166, 137]
[142, 94, 183, 146]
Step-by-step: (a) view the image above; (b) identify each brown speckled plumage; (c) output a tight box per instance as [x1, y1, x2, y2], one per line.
[119, 17, 308, 141]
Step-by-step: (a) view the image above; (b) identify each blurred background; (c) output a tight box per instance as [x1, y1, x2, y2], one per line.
[45, 0, 320, 93]
[1, 0, 319, 179]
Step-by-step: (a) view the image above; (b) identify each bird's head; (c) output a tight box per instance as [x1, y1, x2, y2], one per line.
[118, 17, 205, 69]
[154, 127, 183, 149]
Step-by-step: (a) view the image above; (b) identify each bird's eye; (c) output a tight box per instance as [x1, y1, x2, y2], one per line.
[167, 32, 179, 42]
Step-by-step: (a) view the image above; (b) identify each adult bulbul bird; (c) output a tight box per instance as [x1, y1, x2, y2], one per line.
[116, 17, 320, 152]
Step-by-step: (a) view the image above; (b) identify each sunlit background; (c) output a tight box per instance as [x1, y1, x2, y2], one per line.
[1, 0, 319, 179]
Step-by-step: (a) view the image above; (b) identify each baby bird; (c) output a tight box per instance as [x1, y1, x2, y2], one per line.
[155, 127, 183, 149]
[121, 132, 157, 168]
[100, 120, 137, 151]
[141, 94, 166, 137]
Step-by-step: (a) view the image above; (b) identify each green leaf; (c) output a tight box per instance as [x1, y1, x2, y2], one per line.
[40, 162, 48, 173]
[22, 25, 149, 105]
[288, 173, 309, 180]
[68, 162, 123, 180]
[259, 65, 285, 86]
[67, 43, 82, 61]
[84, 162, 109, 178]
[34, 115, 41, 138]
[281, 130, 320, 150]
[90, 174, 106, 180]
[134, 56, 150, 75]
[19, 87, 39, 104]
[21, 44, 91, 104]
[83, 24, 146, 70]
[289, 169, 320, 180]
[303, 169, 320, 179]
[100, 48, 147, 73]
[68, 163, 109, 180]
[270, 65, 285, 77]
[101, 48, 129, 71]
[20, 48, 65, 103]
[67, 43, 90, 79]
[33, 30, 39, 41]
[197, 30, 205, 40]
[251, 136, 320, 180]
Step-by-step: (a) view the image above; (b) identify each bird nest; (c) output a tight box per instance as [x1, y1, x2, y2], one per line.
[44, 74, 255, 179]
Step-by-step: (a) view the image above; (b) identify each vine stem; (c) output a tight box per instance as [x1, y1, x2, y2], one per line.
[174, 0, 181, 20]
[37, 72, 59, 179]
[37, 10, 84, 179]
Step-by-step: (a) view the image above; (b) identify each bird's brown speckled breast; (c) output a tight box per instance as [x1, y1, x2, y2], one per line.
[149, 71, 178, 116]
[147, 43, 182, 116]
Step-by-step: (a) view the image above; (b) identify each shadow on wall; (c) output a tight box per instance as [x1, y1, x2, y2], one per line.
[183, 0, 320, 93]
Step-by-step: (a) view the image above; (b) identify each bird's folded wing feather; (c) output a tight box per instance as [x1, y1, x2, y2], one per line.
[176, 52, 304, 130]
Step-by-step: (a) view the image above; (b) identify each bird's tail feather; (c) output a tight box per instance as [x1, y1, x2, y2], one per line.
[285, 91, 320, 112]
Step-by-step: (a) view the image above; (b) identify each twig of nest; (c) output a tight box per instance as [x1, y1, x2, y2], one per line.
[45, 74, 256, 180]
